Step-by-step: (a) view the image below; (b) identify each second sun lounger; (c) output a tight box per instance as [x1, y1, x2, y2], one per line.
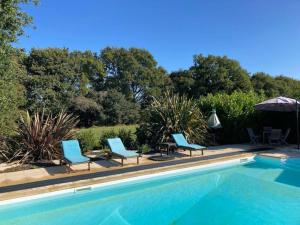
[107, 138, 139, 166]
[61, 139, 91, 172]
[172, 133, 206, 156]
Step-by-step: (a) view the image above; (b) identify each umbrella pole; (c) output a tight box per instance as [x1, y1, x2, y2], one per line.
[297, 100, 299, 149]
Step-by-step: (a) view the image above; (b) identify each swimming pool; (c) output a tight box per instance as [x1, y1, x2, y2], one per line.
[1, 156, 300, 225]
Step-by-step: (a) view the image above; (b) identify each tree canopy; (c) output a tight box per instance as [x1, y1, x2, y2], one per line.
[101, 47, 169, 104]
[0, 0, 38, 135]
[191, 54, 253, 97]
[251, 72, 300, 98]
[170, 55, 253, 98]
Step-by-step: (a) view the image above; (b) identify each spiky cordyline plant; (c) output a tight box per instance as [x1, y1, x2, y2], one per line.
[138, 91, 207, 146]
[13, 111, 78, 163]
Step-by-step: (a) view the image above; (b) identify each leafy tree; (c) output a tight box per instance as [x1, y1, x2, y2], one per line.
[251, 72, 300, 98]
[169, 70, 195, 97]
[69, 96, 103, 127]
[0, 0, 38, 136]
[274, 76, 300, 99]
[100, 47, 169, 104]
[23, 48, 105, 113]
[0, 0, 38, 45]
[70, 51, 105, 95]
[23, 48, 76, 113]
[251, 72, 281, 97]
[102, 90, 140, 125]
[190, 54, 253, 97]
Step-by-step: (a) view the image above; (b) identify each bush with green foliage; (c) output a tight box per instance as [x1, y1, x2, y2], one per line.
[76, 130, 99, 153]
[117, 129, 136, 149]
[99, 128, 137, 149]
[99, 130, 117, 148]
[137, 91, 207, 147]
[199, 91, 265, 144]
[138, 144, 151, 154]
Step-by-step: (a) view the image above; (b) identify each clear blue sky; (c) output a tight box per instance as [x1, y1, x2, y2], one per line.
[17, 0, 300, 78]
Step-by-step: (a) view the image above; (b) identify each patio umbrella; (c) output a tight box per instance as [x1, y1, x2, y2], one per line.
[254, 96, 300, 149]
[207, 109, 222, 129]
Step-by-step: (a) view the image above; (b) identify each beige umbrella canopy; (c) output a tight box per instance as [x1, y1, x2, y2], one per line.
[255, 96, 300, 112]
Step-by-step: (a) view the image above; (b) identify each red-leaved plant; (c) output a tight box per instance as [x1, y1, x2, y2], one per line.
[13, 111, 78, 163]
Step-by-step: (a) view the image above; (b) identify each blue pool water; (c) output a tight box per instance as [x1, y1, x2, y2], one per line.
[1, 156, 300, 225]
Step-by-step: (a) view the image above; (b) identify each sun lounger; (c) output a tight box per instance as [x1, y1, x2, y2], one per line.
[171, 133, 206, 156]
[61, 140, 91, 172]
[107, 138, 139, 166]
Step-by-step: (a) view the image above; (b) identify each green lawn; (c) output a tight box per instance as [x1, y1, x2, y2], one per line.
[76, 124, 138, 137]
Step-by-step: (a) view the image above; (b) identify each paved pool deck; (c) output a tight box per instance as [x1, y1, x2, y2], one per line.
[0, 144, 299, 201]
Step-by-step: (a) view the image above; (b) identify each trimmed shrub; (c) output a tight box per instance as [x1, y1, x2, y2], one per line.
[99, 129, 137, 149]
[138, 144, 151, 154]
[99, 130, 117, 148]
[199, 91, 265, 144]
[76, 130, 99, 152]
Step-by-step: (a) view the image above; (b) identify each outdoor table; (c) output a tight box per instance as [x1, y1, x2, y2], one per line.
[263, 129, 283, 144]
[159, 142, 177, 156]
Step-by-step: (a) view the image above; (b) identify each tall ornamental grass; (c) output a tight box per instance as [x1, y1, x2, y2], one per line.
[137, 91, 207, 147]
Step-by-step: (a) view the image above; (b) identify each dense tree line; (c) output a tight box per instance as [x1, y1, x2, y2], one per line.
[1, 0, 300, 134]
[5, 47, 300, 129]
[13, 47, 166, 127]
[170, 55, 300, 99]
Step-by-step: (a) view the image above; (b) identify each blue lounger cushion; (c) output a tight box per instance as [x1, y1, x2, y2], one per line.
[187, 143, 206, 150]
[172, 133, 206, 150]
[61, 140, 90, 164]
[107, 138, 138, 158]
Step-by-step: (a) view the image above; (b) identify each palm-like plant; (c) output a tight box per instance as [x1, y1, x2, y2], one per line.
[13, 111, 78, 163]
[137, 91, 207, 146]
